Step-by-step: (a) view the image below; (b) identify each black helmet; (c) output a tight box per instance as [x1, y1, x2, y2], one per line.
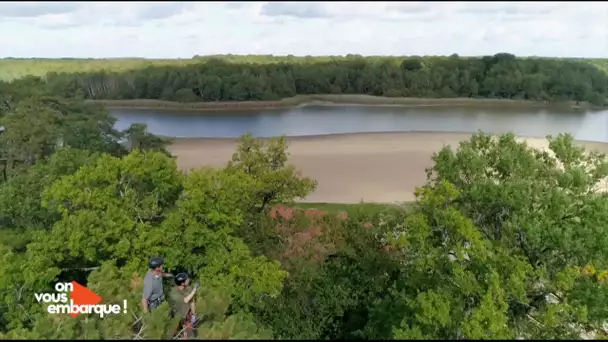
[175, 272, 189, 286]
[149, 257, 163, 269]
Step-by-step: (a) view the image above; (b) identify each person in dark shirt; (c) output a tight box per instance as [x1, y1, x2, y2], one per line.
[169, 272, 200, 339]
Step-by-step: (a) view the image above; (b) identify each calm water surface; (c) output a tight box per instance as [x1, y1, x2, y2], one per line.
[110, 105, 608, 142]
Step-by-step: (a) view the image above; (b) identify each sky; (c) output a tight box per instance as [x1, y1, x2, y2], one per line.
[0, 1, 607, 58]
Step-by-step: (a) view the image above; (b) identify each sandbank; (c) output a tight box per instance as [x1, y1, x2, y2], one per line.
[168, 132, 608, 204]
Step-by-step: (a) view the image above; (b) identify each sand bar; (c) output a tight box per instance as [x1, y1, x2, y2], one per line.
[168, 132, 608, 204]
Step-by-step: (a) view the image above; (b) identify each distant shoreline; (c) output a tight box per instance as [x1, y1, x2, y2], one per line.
[87, 94, 586, 113]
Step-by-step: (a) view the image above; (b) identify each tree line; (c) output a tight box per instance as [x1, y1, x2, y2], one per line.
[4, 53, 608, 107]
[1, 62, 608, 339]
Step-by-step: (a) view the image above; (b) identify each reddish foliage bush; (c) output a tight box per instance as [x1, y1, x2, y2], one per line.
[270, 205, 295, 221]
[267, 205, 390, 266]
[269, 205, 346, 265]
[336, 211, 348, 220]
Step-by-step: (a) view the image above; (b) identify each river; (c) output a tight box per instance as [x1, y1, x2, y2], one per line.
[110, 105, 608, 142]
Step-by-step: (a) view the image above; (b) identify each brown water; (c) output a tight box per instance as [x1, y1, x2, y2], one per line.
[110, 105, 608, 142]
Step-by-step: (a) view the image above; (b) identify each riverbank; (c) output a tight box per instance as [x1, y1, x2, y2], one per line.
[167, 132, 608, 204]
[89, 94, 585, 113]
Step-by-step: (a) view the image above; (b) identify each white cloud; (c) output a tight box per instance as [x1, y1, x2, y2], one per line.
[0, 1, 606, 58]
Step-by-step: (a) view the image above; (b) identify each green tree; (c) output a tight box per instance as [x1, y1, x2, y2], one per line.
[0, 148, 100, 232]
[392, 132, 608, 339]
[2, 144, 289, 338]
[121, 123, 172, 156]
[223, 133, 317, 253]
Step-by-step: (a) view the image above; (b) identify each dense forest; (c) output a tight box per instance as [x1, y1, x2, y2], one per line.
[1, 64, 608, 339]
[2, 54, 608, 106]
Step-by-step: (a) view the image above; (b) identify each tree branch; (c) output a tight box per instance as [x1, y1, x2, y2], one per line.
[61, 266, 100, 272]
[172, 317, 201, 340]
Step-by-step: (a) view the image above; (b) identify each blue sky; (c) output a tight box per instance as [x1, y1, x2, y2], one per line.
[1, 1, 606, 58]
